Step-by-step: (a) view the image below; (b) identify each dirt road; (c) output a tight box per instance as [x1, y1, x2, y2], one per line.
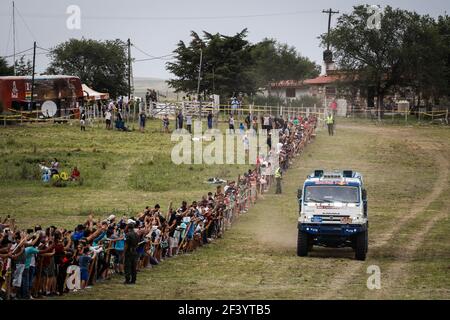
[63, 120, 450, 300]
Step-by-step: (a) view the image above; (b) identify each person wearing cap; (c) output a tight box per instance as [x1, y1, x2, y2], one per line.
[107, 215, 116, 224]
[124, 221, 138, 284]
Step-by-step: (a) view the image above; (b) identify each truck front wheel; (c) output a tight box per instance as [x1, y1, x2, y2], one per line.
[355, 229, 368, 261]
[297, 230, 309, 257]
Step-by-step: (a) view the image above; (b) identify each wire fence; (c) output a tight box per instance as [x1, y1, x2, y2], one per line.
[2, 101, 449, 128]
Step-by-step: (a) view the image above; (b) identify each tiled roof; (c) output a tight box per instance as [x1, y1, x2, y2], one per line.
[304, 75, 339, 85]
[270, 74, 340, 88]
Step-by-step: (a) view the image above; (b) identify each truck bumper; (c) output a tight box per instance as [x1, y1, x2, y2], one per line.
[299, 223, 367, 236]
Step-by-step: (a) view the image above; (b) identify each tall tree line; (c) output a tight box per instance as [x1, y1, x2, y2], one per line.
[321, 5, 450, 109]
[166, 29, 320, 100]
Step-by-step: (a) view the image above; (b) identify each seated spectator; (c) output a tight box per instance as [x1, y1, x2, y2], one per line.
[0, 115, 318, 299]
[50, 158, 59, 176]
[70, 167, 81, 181]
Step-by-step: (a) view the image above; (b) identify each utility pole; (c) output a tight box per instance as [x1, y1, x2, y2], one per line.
[322, 8, 339, 51]
[196, 48, 203, 119]
[127, 38, 132, 102]
[12, 1, 16, 75]
[212, 66, 215, 95]
[30, 41, 36, 112]
[196, 49, 203, 99]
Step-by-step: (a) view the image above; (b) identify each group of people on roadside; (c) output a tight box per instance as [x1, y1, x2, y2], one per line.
[0, 167, 262, 299]
[39, 158, 81, 183]
[0, 114, 316, 300]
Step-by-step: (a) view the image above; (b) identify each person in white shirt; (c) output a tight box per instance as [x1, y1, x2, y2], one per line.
[263, 114, 270, 130]
[243, 135, 249, 158]
[186, 114, 192, 133]
[276, 141, 283, 154]
[105, 110, 112, 129]
[229, 114, 235, 134]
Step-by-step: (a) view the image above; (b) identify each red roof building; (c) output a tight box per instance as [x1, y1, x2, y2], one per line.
[269, 73, 341, 101]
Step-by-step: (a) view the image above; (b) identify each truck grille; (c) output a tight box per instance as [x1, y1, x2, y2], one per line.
[313, 215, 350, 223]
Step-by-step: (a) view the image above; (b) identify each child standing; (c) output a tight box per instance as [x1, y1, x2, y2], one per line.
[239, 123, 245, 135]
[139, 112, 146, 133]
[228, 114, 235, 134]
[163, 114, 170, 133]
[80, 111, 86, 131]
[78, 247, 93, 289]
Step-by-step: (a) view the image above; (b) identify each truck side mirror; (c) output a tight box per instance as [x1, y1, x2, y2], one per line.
[362, 189, 368, 217]
[297, 188, 303, 214]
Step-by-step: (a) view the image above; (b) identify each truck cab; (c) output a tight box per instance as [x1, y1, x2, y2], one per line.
[297, 170, 368, 260]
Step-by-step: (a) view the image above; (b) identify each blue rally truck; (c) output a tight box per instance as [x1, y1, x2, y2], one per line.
[297, 170, 368, 260]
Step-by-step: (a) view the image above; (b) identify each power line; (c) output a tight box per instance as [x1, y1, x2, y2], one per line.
[4, 9, 13, 56]
[131, 43, 175, 62]
[36, 45, 51, 52]
[0, 9, 321, 21]
[131, 43, 156, 58]
[134, 53, 176, 62]
[15, 4, 39, 42]
[13, 1, 16, 74]
[1, 47, 34, 59]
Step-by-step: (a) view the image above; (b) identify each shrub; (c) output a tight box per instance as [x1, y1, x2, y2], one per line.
[19, 162, 41, 180]
[6, 137, 17, 147]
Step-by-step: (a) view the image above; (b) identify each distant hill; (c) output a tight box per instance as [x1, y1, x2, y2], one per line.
[133, 77, 181, 101]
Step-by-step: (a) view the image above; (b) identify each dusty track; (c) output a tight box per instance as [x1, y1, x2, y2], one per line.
[368, 143, 449, 298]
[321, 126, 449, 299]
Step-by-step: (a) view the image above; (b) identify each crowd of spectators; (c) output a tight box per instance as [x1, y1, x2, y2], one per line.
[0, 114, 316, 300]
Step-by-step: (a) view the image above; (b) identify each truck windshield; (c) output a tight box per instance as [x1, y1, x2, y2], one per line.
[304, 186, 360, 203]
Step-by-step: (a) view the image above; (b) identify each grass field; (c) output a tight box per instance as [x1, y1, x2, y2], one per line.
[1, 118, 449, 299]
[0, 120, 248, 228]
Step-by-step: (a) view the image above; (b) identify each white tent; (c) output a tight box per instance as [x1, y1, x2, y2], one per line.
[82, 84, 109, 101]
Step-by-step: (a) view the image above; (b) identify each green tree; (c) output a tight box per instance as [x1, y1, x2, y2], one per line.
[14, 55, 33, 76]
[0, 57, 14, 76]
[399, 14, 449, 106]
[47, 38, 129, 98]
[321, 5, 412, 114]
[167, 31, 319, 101]
[250, 39, 320, 89]
[322, 6, 450, 114]
[167, 29, 255, 100]
[290, 95, 322, 109]
[436, 15, 450, 99]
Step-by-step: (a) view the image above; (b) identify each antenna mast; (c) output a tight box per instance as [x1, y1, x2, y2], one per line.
[322, 8, 339, 51]
[12, 1, 16, 75]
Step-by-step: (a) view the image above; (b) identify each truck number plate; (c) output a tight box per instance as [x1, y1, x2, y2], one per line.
[312, 216, 322, 223]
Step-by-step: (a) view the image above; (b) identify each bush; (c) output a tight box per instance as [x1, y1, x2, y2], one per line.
[250, 95, 285, 106]
[19, 162, 41, 180]
[51, 178, 67, 188]
[6, 137, 18, 147]
[289, 95, 322, 109]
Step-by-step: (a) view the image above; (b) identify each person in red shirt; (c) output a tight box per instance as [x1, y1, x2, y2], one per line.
[70, 167, 80, 181]
[330, 99, 338, 117]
